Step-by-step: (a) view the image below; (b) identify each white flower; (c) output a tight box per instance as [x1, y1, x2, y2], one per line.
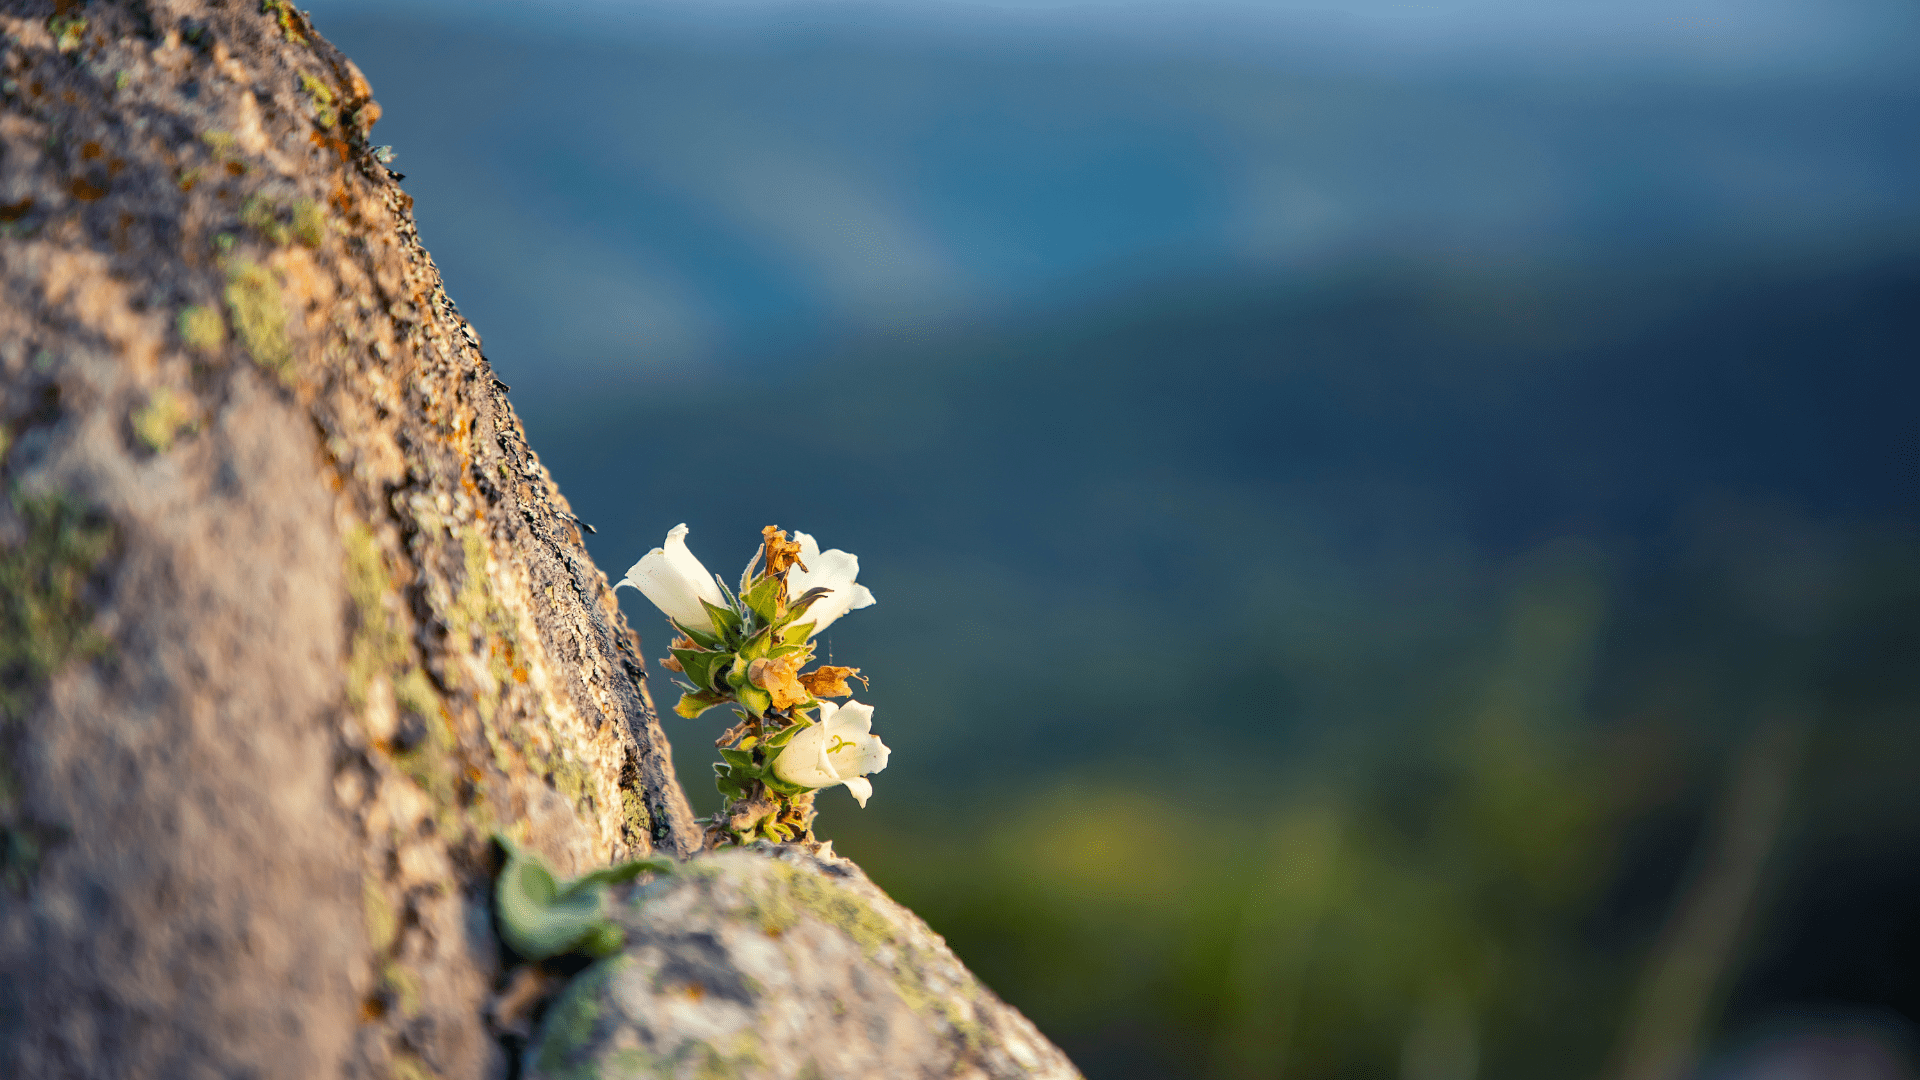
[785, 531, 876, 636]
[772, 700, 891, 807]
[617, 523, 730, 633]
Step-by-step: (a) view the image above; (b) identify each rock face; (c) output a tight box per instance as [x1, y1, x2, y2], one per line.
[1, 2, 695, 1075]
[527, 845, 1085, 1080]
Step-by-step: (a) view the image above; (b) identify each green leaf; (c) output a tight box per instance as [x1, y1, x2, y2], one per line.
[780, 622, 817, 646]
[672, 647, 730, 693]
[699, 599, 742, 640]
[737, 624, 775, 662]
[579, 922, 627, 958]
[742, 574, 782, 626]
[766, 643, 811, 661]
[674, 690, 729, 719]
[713, 571, 740, 612]
[492, 838, 611, 961]
[672, 619, 724, 651]
[713, 764, 746, 801]
[718, 747, 758, 772]
[738, 545, 763, 596]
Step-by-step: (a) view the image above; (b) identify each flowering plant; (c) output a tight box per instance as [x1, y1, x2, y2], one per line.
[619, 524, 886, 846]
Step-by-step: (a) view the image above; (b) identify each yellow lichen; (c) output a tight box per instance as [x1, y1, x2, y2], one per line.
[48, 15, 86, 54]
[344, 526, 395, 704]
[259, 0, 307, 45]
[387, 1054, 439, 1080]
[299, 73, 338, 128]
[223, 261, 293, 384]
[622, 790, 652, 849]
[240, 194, 289, 246]
[200, 130, 237, 158]
[292, 199, 326, 248]
[363, 876, 399, 953]
[176, 305, 226, 354]
[381, 961, 424, 1018]
[131, 387, 195, 452]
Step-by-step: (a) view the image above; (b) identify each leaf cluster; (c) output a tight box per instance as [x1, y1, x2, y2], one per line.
[491, 835, 672, 961]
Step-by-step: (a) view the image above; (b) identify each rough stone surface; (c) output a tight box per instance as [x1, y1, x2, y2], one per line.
[526, 846, 1085, 1080]
[1, 2, 696, 1076]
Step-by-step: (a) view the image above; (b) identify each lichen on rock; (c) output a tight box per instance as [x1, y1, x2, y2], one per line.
[525, 845, 1082, 1080]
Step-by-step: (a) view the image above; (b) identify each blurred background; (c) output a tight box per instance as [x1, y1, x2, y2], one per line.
[310, 1, 1919, 1076]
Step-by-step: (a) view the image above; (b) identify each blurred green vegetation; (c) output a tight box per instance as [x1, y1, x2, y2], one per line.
[528, 250, 1920, 1080]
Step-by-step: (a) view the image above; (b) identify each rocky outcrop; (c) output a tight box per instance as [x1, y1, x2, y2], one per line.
[527, 845, 1083, 1080]
[1, 2, 693, 1075]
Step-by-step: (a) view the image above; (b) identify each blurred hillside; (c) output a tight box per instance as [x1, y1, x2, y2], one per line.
[312, 4, 1919, 1077]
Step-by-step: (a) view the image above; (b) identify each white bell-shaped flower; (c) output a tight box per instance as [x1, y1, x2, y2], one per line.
[772, 700, 891, 807]
[617, 523, 730, 633]
[785, 531, 876, 636]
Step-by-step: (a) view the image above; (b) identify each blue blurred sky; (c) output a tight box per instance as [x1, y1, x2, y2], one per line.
[311, 0, 1918, 384]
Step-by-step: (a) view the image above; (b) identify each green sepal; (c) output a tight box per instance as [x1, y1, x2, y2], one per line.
[765, 720, 808, 749]
[757, 742, 811, 796]
[671, 619, 724, 651]
[760, 770, 811, 798]
[780, 622, 817, 646]
[699, 599, 742, 641]
[787, 586, 831, 619]
[674, 689, 729, 719]
[734, 683, 771, 718]
[742, 574, 783, 627]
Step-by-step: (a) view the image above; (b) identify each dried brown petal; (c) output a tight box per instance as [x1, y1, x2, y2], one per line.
[746, 654, 810, 710]
[760, 525, 808, 576]
[797, 665, 861, 699]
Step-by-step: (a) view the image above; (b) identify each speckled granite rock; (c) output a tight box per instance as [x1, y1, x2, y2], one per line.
[1, 2, 695, 1075]
[527, 845, 1083, 1080]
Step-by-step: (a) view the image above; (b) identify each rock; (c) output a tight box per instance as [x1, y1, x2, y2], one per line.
[527, 845, 1083, 1080]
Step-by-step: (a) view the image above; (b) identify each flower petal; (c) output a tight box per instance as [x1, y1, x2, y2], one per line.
[840, 777, 873, 808]
[620, 524, 728, 632]
[823, 698, 872, 735]
[771, 712, 844, 789]
[662, 525, 729, 608]
[785, 533, 875, 636]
